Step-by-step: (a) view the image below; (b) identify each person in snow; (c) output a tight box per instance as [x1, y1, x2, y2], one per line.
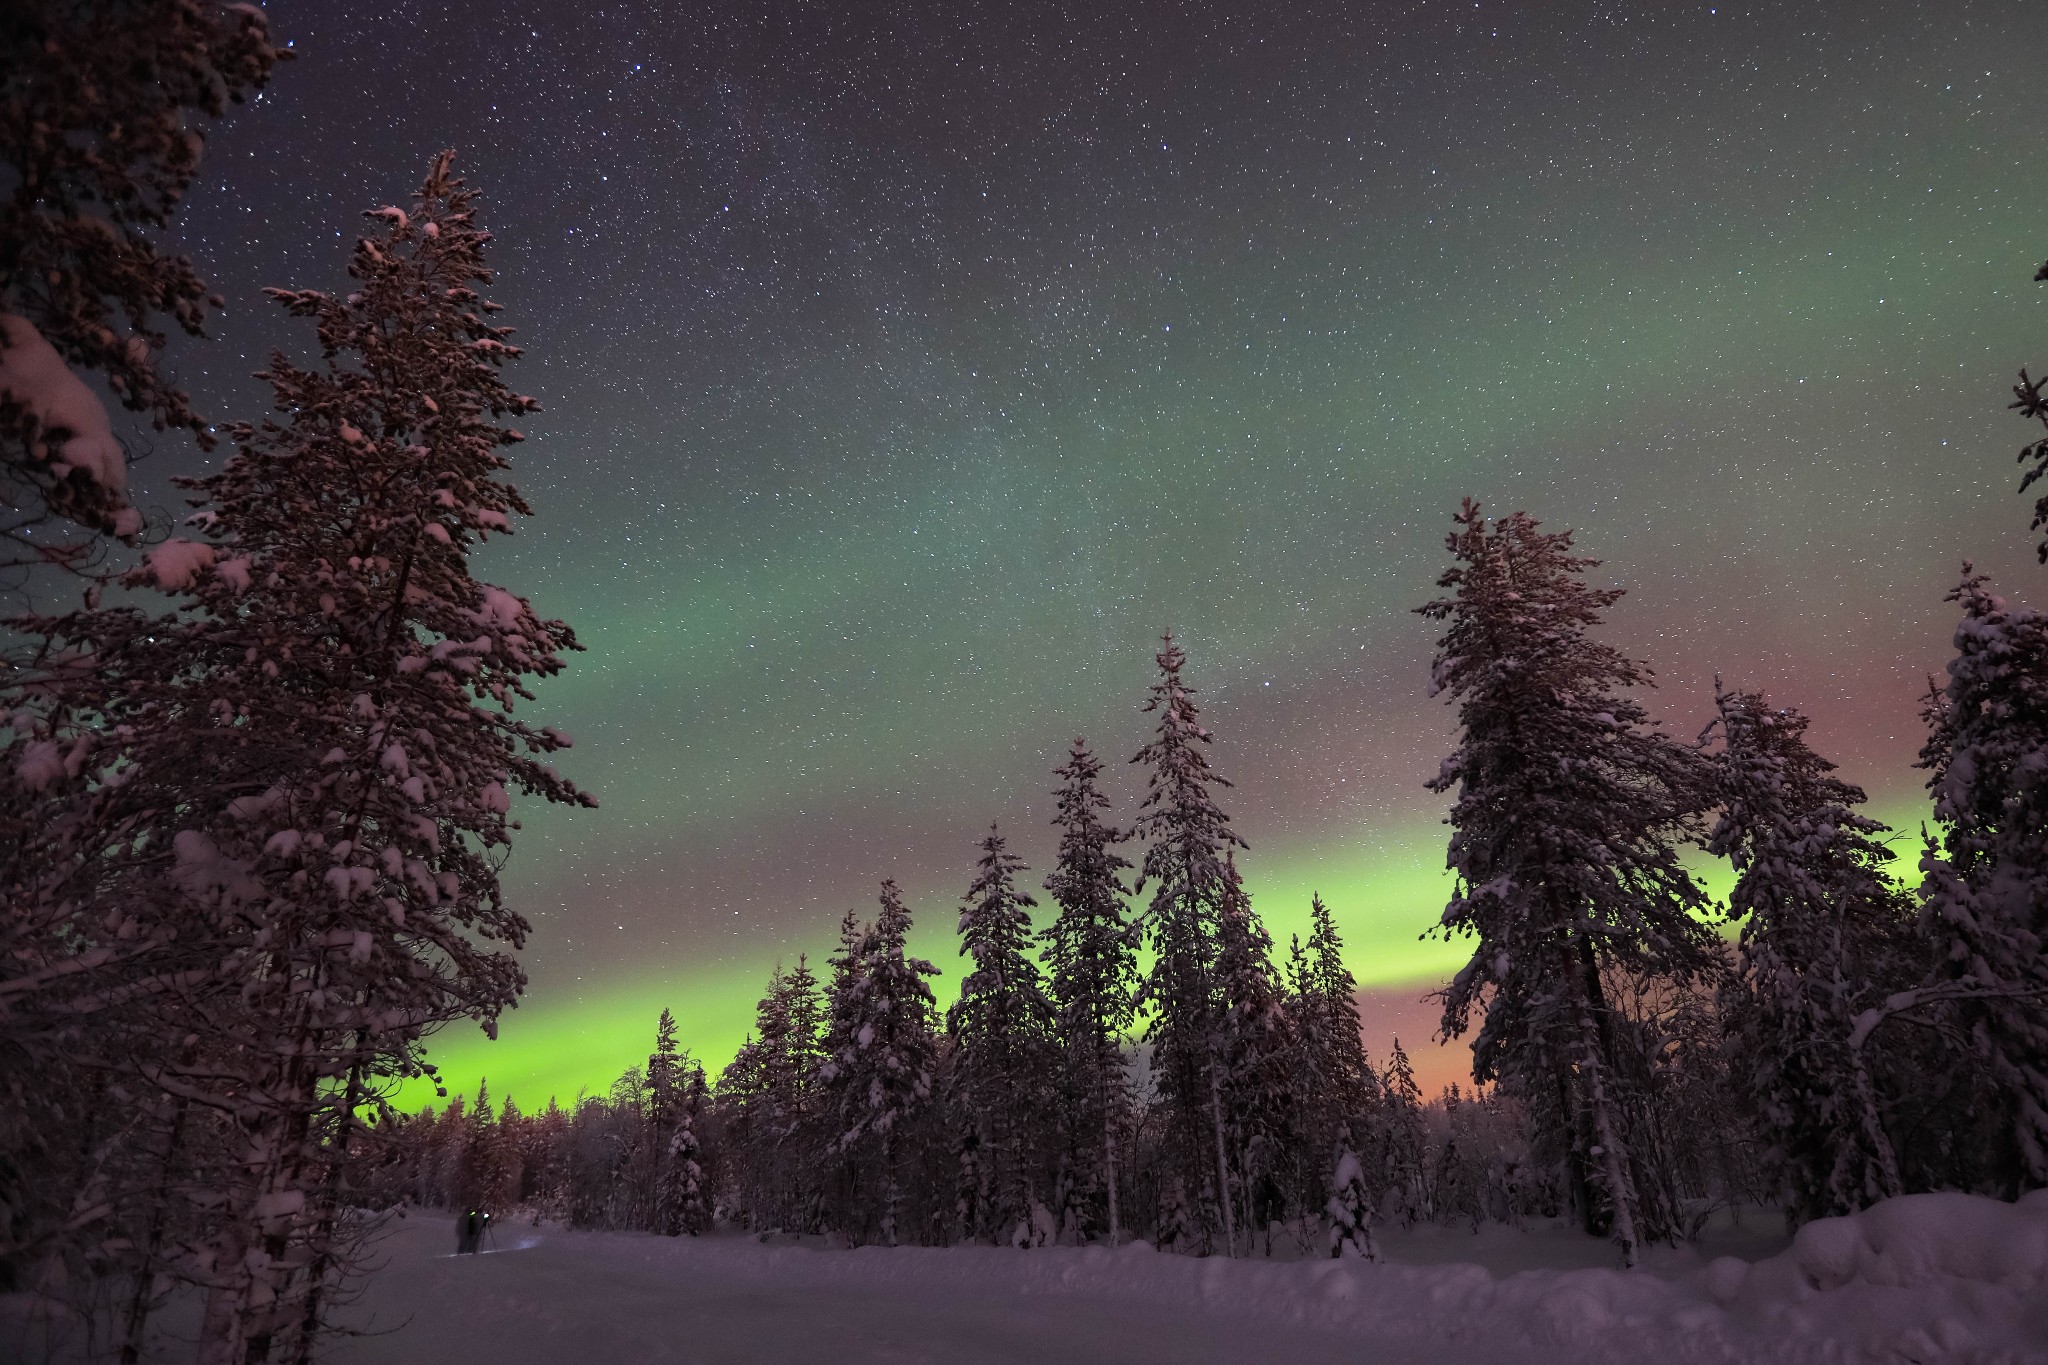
[456, 1208, 491, 1254]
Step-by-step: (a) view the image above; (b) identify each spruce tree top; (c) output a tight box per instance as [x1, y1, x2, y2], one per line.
[1708, 684, 1897, 944]
[1132, 633, 1246, 900]
[950, 824, 1048, 1035]
[1042, 738, 1138, 1041]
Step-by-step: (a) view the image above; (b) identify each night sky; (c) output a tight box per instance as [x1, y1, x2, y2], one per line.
[139, 0, 2048, 1107]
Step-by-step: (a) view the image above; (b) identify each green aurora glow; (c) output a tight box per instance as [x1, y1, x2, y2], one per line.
[406, 801, 1936, 1111]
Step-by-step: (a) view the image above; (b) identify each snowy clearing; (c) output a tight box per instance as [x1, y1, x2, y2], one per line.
[301, 1191, 2044, 1365]
[5, 1191, 2045, 1363]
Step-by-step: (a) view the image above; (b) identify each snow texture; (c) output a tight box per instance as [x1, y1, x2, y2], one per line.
[141, 537, 216, 590]
[0, 313, 128, 497]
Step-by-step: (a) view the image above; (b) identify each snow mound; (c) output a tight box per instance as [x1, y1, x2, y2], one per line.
[1712, 1191, 2048, 1362]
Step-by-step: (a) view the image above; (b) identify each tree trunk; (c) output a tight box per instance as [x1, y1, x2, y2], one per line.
[1568, 948, 1639, 1267]
[1104, 1089, 1121, 1246]
[119, 1100, 188, 1365]
[288, 1050, 368, 1365]
[881, 1129, 899, 1248]
[1208, 1057, 1236, 1258]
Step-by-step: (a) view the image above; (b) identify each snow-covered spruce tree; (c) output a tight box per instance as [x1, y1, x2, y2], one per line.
[947, 825, 1057, 1243]
[1706, 685, 1911, 1223]
[1040, 737, 1137, 1244]
[813, 909, 867, 1230]
[1419, 501, 1715, 1265]
[0, 1, 284, 568]
[1324, 1124, 1379, 1261]
[716, 980, 773, 1222]
[50, 151, 594, 1364]
[656, 1066, 709, 1236]
[1130, 633, 1245, 1254]
[648, 1008, 684, 1109]
[825, 882, 939, 1245]
[647, 1008, 703, 1235]
[525, 1098, 572, 1221]
[1286, 894, 1379, 1224]
[1212, 856, 1297, 1256]
[1380, 1038, 1429, 1225]
[718, 956, 828, 1232]
[454, 1079, 518, 1217]
[778, 956, 826, 1143]
[1915, 569, 2048, 1195]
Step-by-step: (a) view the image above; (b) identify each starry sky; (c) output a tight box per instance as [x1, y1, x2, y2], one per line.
[139, 0, 2048, 1107]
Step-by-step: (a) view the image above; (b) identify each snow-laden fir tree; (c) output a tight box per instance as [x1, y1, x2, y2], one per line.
[1379, 1039, 1429, 1225]
[719, 956, 828, 1231]
[0, 1, 283, 568]
[812, 911, 867, 1216]
[824, 881, 939, 1245]
[647, 1008, 706, 1235]
[1706, 685, 1910, 1223]
[1916, 570, 2048, 1194]
[720, 988, 770, 1195]
[455, 1079, 518, 1218]
[656, 1066, 709, 1236]
[11, 152, 594, 1363]
[780, 956, 827, 1106]
[496, 1093, 525, 1198]
[946, 825, 1057, 1242]
[1324, 1124, 1380, 1261]
[1212, 855, 1296, 1255]
[1130, 634, 1246, 1254]
[648, 1008, 684, 1105]
[1040, 738, 1137, 1244]
[1419, 501, 1714, 1265]
[1286, 894, 1379, 1220]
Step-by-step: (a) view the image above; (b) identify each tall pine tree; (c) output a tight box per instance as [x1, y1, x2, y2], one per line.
[827, 881, 938, 1245]
[1707, 685, 1910, 1223]
[947, 825, 1056, 1242]
[1130, 634, 1244, 1254]
[1287, 895, 1378, 1221]
[50, 152, 595, 1362]
[1419, 501, 1713, 1265]
[1916, 571, 2048, 1194]
[1211, 855, 1295, 1255]
[1041, 738, 1137, 1243]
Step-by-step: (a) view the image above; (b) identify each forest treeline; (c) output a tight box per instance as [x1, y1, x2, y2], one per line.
[2, 6, 2047, 1365]
[382, 480, 2048, 1268]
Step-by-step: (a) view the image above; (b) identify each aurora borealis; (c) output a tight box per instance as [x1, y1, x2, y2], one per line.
[140, 0, 2048, 1108]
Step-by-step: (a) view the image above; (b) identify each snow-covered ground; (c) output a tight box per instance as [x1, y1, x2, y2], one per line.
[8, 1193, 2044, 1363]
[316, 1193, 2045, 1365]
